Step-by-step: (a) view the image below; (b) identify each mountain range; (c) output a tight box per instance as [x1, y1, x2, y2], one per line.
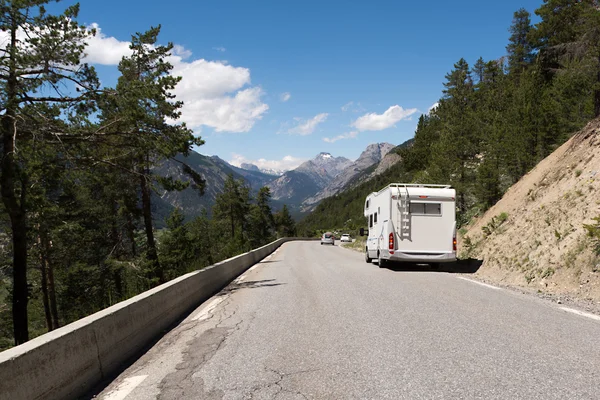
[152, 141, 404, 224]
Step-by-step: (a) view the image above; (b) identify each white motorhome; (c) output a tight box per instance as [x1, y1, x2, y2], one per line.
[362, 183, 457, 267]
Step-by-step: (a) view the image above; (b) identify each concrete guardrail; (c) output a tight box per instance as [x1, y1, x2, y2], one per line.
[0, 237, 315, 400]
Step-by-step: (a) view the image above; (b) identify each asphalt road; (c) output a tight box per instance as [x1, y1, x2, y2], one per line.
[95, 241, 600, 400]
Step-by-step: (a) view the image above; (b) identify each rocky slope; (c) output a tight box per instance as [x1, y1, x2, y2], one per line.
[302, 143, 395, 207]
[460, 118, 600, 304]
[268, 153, 352, 203]
[368, 152, 402, 179]
[152, 152, 276, 224]
[240, 163, 283, 176]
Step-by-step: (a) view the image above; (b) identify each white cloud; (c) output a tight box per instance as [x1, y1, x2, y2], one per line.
[341, 101, 366, 113]
[341, 101, 354, 112]
[280, 92, 291, 102]
[178, 87, 268, 133]
[82, 24, 268, 133]
[171, 59, 250, 99]
[172, 44, 192, 59]
[229, 154, 306, 172]
[352, 105, 418, 131]
[83, 23, 132, 65]
[287, 113, 328, 135]
[428, 102, 439, 114]
[323, 131, 359, 143]
[213, 46, 227, 52]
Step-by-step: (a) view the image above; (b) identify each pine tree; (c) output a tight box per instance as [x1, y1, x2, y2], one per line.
[506, 8, 534, 76]
[99, 26, 204, 284]
[0, 1, 100, 344]
[275, 205, 296, 237]
[159, 208, 193, 279]
[248, 187, 276, 248]
[473, 57, 486, 84]
[530, 0, 594, 50]
[213, 175, 251, 242]
[433, 58, 479, 217]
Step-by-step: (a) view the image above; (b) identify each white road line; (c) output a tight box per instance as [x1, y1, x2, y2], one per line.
[192, 297, 226, 321]
[560, 307, 600, 322]
[457, 277, 501, 290]
[102, 375, 148, 400]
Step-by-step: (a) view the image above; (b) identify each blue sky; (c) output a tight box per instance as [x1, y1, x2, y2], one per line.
[62, 0, 542, 171]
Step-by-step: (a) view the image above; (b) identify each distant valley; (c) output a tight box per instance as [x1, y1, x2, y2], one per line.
[152, 141, 408, 224]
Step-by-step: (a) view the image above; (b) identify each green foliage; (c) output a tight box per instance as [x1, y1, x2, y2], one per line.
[248, 187, 276, 248]
[481, 213, 509, 237]
[159, 208, 194, 280]
[555, 229, 562, 241]
[507, 8, 534, 75]
[275, 205, 297, 238]
[583, 216, 600, 255]
[461, 236, 478, 259]
[497, 212, 509, 224]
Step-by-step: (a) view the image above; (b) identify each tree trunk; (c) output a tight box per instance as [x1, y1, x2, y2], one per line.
[47, 256, 59, 330]
[140, 166, 161, 283]
[40, 231, 60, 330]
[230, 204, 235, 238]
[595, 52, 600, 117]
[109, 199, 124, 300]
[38, 233, 52, 332]
[126, 211, 137, 257]
[1, 19, 29, 344]
[10, 214, 29, 345]
[111, 199, 120, 257]
[113, 268, 123, 302]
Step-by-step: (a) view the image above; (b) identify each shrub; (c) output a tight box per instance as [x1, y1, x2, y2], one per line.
[482, 212, 509, 237]
[583, 216, 600, 255]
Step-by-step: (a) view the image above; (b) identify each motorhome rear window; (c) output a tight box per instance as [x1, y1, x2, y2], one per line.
[409, 202, 442, 216]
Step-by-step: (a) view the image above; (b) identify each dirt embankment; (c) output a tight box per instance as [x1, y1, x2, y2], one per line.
[460, 119, 600, 307]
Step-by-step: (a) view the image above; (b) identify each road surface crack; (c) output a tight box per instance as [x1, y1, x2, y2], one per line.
[157, 294, 243, 399]
[245, 367, 317, 399]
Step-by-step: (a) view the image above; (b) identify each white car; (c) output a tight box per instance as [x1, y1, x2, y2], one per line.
[340, 234, 352, 243]
[321, 232, 335, 245]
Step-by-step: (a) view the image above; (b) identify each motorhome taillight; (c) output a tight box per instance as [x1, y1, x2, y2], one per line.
[389, 233, 394, 250]
[453, 237, 457, 252]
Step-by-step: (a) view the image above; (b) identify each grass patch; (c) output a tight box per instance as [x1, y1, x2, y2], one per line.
[541, 267, 555, 279]
[554, 229, 562, 241]
[460, 236, 479, 259]
[584, 216, 600, 255]
[342, 237, 366, 252]
[525, 271, 535, 284]
[482, 212, 509, 237]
